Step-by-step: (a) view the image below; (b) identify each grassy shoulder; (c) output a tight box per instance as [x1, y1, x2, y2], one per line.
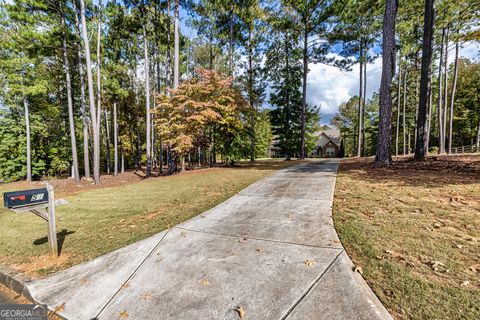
[333, 155, 480, 320]
[0, 159, 299, 277]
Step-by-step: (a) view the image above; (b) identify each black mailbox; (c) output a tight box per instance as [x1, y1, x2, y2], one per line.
[3, 188, 49, 209]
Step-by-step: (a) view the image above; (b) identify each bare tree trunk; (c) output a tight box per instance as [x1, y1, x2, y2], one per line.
[477, 118, 480, 149]
[300, 24, 308, 159]
[403, 68, 408, 155]
[396, 65, 401, 156]
[22, 77, 32, 182]
[437, 28, 445, 154]
[362, 45, 367, 157]
[96, 1, 102, 145]
[173, 0, 179, 89]
[426, 78, 433, 149]
[357, 40, 363, 158]
[136, 128, 141, 171]
[414, 0, 435, 160]
[375, 0, 398, 165]
[143, 23, 152, 177]
[121, 147, 125, 173]
[285, 32, 292, 161]
[448, 40, 459, 154]
[180, 155, 185, 172]
[229, 4, 234, 77]
[61, 10, 80, 183]
[248, 27, 255, 162]
[408, 132, 411, 153]
[80, 0, 100, 184]
[166, 0, 172, 94]
[443, 26, 449, 150]
[414, 81, 419, 149]
[73, 0, 90, 178]
[104, 110, 111, 174]
[113, 100, 118, 175]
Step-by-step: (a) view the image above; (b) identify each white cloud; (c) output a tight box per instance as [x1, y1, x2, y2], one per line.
[307, 41, 479, 124]
[306, 54, 383, 123]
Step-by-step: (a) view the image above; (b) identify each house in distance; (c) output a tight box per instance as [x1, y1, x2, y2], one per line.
[269, 128, 343, 158]
[312, 129, 342, 158]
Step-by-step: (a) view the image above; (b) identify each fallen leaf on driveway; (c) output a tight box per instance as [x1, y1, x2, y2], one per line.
[235, 306, 246, 319]
[53, 303, 65, 313]
[304, 259, 315, 266]
[200, 279, 210, 286]
[142, 293, 152, 300]
[119, 310, 129, 318]
[352, 265, 363, 274]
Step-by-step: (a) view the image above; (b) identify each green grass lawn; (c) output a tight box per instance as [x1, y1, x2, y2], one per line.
[0, 159, 298, 277]
[333, 156, 480, 320]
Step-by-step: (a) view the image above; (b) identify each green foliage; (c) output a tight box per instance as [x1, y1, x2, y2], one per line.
[254, 110, 273, 158]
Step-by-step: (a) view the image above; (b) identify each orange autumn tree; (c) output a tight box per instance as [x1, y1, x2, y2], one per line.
[154, 68, 249, 172]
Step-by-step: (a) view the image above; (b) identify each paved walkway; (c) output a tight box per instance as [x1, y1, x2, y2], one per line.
[26, 159, 392, 320]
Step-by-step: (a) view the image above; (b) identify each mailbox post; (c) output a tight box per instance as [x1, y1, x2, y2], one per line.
[3, 183, 58, 258]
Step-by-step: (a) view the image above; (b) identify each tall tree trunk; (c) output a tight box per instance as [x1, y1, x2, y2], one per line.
[113, 100, 118, 176]
[229, 4, 234, 77]
[96, 1, 102, 144]
[143, 22, 152, 177]
[362, 45, 367, 157]
[448, 40, 459, 154]
[73, 0, 90, 178]
[121, 147, 125, 173]
[396, 64, 402, 156]
[403, 67, 408, 155]
[426, 79, 433, 149]
[285, 33, 291, 161]
[136, 128, 141, 171]
[248, 27, 255, 162]
[414, 0, 435, 160]
[357, 40, 363, 158]
[437, 28, 445, 154]
[173, 0, 179, 89]
[375, 0, 398, 165]
[166, 0, 172, 93]
[477, 118, 480, 149]
[104, 110, 111, 174]
[80, 0, 100, 184]
[300, 24, 308, 159]
[22, 75, 32, 182]
[443, 26, 449, 150]
[61, 11, 80, 183]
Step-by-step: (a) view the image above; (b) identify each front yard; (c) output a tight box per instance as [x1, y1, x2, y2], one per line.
[0, 159, 299, 277]
[333, 155, 480, 320]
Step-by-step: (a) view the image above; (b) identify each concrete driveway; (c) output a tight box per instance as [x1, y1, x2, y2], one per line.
[27, 159, 392, 320]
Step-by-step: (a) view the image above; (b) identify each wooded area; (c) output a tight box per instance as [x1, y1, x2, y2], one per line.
[332, 0, 479, 161]
[0, 0, 479, 182]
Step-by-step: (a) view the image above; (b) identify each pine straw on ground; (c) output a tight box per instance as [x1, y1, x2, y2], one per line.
[333, 155, 480, 320]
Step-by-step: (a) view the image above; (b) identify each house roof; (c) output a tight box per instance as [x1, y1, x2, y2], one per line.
[315, 129, 341, 148]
